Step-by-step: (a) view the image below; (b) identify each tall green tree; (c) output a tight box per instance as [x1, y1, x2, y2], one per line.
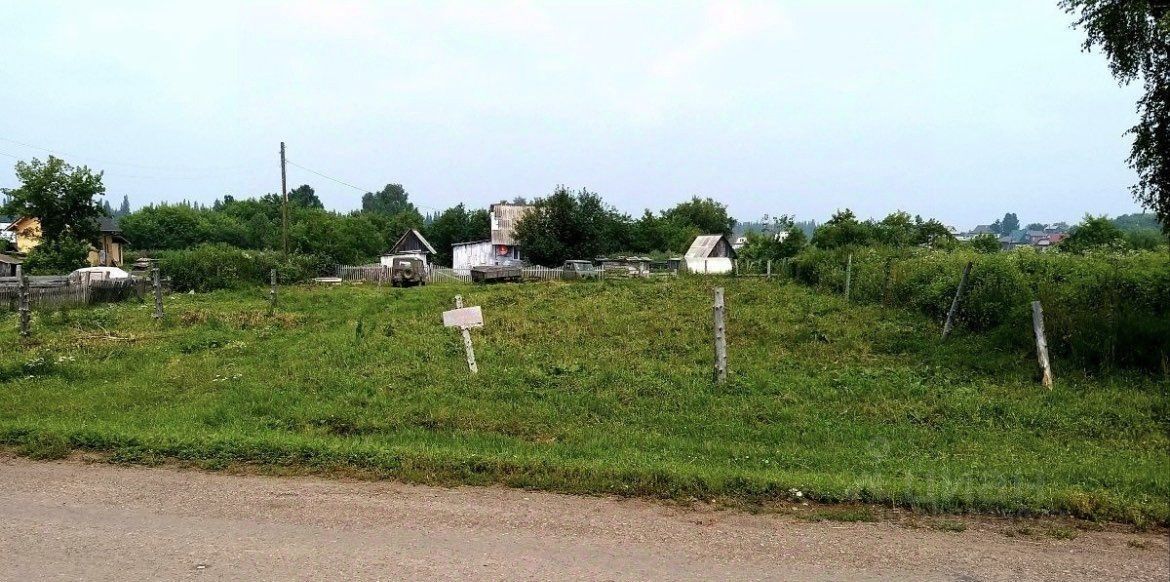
[1062, 0, 1169, 232]
[1000, 212, 1020, 234]
[1061, 214, 1128, 252]
[287, 184, 324, 208]
[514, 186, 627, 265]
[361, 184, 416, 216]
[1, 156, 107, 244]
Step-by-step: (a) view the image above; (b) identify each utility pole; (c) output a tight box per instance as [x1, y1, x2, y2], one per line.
[280, 141, 288, 255]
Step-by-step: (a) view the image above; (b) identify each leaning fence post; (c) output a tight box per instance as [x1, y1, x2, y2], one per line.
[16, 265, 30, 337]
[846, 254, 854, 299]
[1031, 301, 1054, 389]
[269, 269, 278, 314]
[713, 287, 728, 384]
[941, 261, 973, 340]
[152, 267, 164, 319]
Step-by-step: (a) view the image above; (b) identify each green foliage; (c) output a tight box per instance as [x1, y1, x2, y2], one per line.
[1062, 0, 1169, 232]
[2, 156, 107, 245]
[22, 238, 90, 274]
[1060, 215, 1127, 254]
[970, 233, 1001, 254]
[514, 186, 631, 264]
[998, 212, 1020, 234]
[0, 279, 1165, 524]
[738, 215, 807, 261]
[287, 184, 323, 209]
[811, 210, 954, 251]
[791, 246, 1170, 370]
[362, 183, 417, 216]
[422, 204, 490, 265]
[154, 244, 328, 292]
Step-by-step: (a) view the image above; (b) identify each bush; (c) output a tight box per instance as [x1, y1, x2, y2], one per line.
[22, 238, 90, 274]
[790, 247, 1170, 371]
[151, 244, 330, 292]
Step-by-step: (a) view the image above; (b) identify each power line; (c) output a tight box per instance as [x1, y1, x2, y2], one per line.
[285, 158, 442, 213]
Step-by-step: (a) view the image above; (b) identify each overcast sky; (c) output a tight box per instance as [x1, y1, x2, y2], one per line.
[0, 1, 1146, 228]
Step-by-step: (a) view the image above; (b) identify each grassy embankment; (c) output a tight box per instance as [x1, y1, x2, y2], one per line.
[1, 277, 1166, 525]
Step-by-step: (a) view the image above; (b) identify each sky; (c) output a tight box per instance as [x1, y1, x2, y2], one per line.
[0, 0, 1148, 229]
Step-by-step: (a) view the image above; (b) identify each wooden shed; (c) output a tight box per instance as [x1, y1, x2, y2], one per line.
[684, 234, 736, 274]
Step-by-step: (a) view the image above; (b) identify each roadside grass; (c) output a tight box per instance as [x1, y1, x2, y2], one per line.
[0, 277, 1166, 525]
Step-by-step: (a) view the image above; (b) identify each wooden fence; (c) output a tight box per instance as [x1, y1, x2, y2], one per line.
[0, 276, 142, 311]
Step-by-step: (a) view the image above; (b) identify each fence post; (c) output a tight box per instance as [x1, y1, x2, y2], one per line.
[713, 287, 728, 384]
[844, 254, 853, 301]
[17, 265, 30, 337]
[269, 269, 278, 314]
[734, 259, 739, 277]
[766, 259, 772, 280]
[454, 295, 478, 374]
[152, 267, 164, 319]
[1032, 301, 1054, 389]
[941, 261, 973, 341]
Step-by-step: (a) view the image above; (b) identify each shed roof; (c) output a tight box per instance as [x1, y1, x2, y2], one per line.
[0, 252, 21, 265]
[489, 204, 534, 246]
[685, 234, 732, 258]
[386, 228, 437, 255]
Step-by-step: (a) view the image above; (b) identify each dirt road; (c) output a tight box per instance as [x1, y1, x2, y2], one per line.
[0, 456, 1164, 581]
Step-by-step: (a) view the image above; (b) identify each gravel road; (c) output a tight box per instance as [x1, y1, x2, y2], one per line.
[0, 456, 1165, 581]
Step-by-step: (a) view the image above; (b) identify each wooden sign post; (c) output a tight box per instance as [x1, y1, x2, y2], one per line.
[1031, 301, 1053, 389]
[443, 295, 482, 374]
[713, 287, 728, 384]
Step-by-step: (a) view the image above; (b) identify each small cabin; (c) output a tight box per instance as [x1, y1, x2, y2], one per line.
[684, 234, 737, 274]
[381, 229, 436, 270]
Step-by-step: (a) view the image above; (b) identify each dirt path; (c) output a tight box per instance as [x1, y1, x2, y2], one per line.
[0, 456, 1165, 581]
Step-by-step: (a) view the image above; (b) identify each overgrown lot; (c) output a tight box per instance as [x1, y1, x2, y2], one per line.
[1, 278, 1166, 525]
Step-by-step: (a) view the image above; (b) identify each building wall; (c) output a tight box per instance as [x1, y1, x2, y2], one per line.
[13, 220, 41, 253]
[86, 236, 124, 267]
[452, 242, 520, 269]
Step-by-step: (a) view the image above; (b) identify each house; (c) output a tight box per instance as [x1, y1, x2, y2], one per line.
[488, 203, 534, 263]
[684, 234, 737, 274]
[380, 229, 436, 270]
[3, 216, 129, 267]
[0, 216, 14, 245]
[970, 224, 996, 235]
[451, 203, 535, 270]
[0, 252, 20, 277]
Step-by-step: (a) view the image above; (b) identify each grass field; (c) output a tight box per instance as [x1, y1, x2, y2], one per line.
[1, 277, 1166, 525]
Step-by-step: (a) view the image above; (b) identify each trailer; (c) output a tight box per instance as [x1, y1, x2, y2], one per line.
[470, 265, 522, 284]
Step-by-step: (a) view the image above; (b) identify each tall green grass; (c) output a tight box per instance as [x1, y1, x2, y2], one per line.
[1, 278, 1166, 524]
[790, 248, 1170, 371]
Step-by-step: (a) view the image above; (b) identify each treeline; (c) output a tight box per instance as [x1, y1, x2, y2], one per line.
[121, 184, 739, 266]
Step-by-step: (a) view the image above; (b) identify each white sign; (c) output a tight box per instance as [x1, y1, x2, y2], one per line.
[442, 306, 483, 329]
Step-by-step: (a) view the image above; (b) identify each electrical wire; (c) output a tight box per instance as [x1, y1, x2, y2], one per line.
[0, 136, 255, 173]
[285, 158, 442, 213]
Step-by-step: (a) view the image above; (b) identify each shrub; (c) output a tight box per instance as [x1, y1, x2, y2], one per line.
[151, 244, 330, 292]
[22, 238, 90, 274]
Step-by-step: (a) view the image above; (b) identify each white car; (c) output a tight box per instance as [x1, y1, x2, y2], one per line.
[68, 266, 130, 283]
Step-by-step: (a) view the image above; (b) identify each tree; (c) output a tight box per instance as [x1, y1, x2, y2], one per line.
[23, 238, 90, 274]
[811, 209, 875, 249]
[1000, 212, 1020, 234]
[361, 184, 416, 216]
[118, 194, 131, 217]
[1, 156, 107, 246]
[287, 184, 323, 209]
[970, 233, 1001, 253]
[1026, 222, 1047, 230]
[1060, 214, 1128, 253]
[423, 204, 490, 265]
[1062, 0, 1169, 233]
[513, 186, 627, 265]
[738, 215, 807, 261]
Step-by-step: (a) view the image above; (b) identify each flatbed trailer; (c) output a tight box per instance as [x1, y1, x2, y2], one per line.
[470, 265, 522, 284]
